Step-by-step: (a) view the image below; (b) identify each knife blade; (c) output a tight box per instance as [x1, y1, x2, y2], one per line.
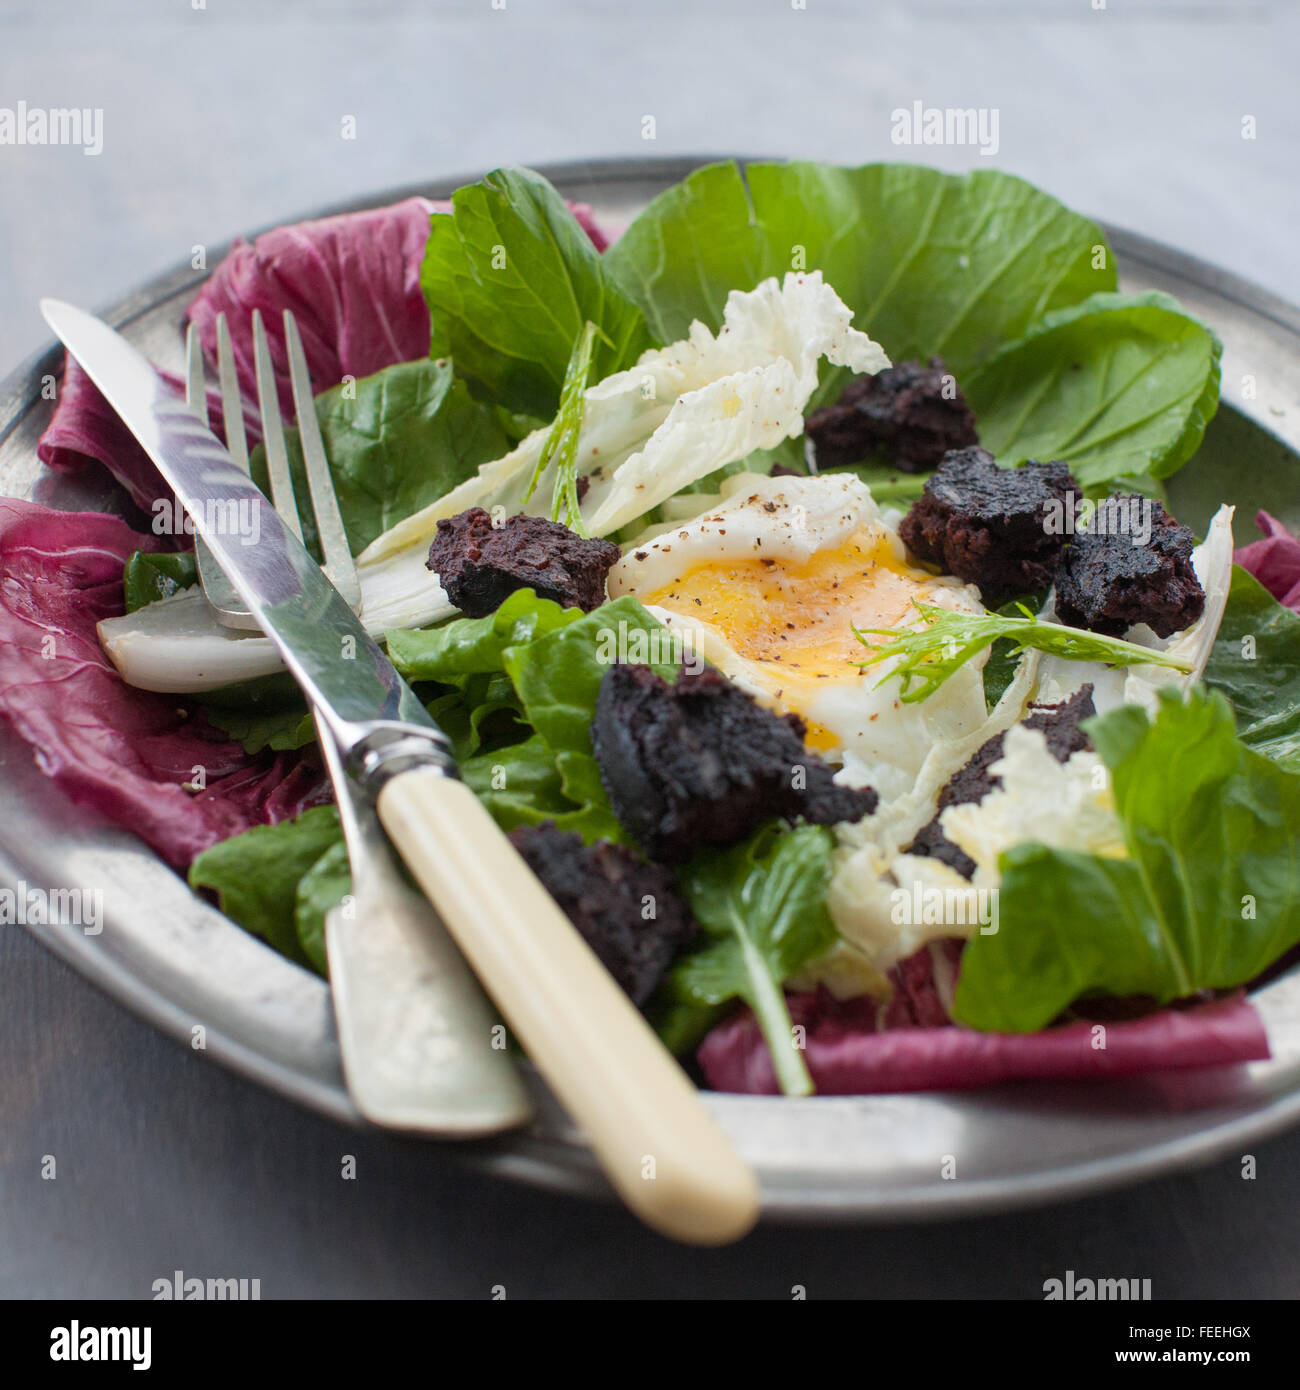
[44, 302, 434, 756]
[44, 301, 760, 1245]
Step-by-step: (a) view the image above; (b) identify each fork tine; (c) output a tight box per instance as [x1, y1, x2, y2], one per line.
[187, 323, 258, 626]
[215, 314, 250, 474]
[184, 323, 208, 424]
[251, 309, 304, 543]
[283, 311, 362, 610]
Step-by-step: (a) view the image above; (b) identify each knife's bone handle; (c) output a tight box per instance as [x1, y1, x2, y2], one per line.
[376, 769, 760, 1246]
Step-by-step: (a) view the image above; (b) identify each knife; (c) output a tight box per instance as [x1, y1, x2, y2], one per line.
[43, 300, 761, 1245]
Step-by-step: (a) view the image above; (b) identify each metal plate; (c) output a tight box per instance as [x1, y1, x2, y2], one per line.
[4, 156, 1300, 1223]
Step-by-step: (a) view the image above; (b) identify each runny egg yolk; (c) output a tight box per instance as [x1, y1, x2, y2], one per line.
[641, 529, 937, 753]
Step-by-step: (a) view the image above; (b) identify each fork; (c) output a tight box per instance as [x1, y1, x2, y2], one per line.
[187, 311, 360, 628]
[185, 309, 532, 1136]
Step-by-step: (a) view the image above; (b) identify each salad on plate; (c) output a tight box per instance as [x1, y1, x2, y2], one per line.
[10, 159, 1300, 1099]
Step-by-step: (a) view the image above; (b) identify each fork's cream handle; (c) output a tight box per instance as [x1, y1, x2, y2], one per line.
[376, 770, 760, 1246]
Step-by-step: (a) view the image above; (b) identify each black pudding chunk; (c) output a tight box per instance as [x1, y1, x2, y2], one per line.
[805, 357, 979, 472]
[898, 446, 1082, 604]
[1054, 497, 1205, 638]
[508, 824, 695, 1006]
[1021, 683, 1098, 763]
[427, 507, 620, 618]
[591, 664, 877, 864]
[908, 685, 1097, 879]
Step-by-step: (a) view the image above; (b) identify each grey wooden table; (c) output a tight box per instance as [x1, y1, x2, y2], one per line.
[2, 0, 1299, 1299]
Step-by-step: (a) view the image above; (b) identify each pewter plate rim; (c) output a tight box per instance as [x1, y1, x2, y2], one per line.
[6, 155, 1300, 1225]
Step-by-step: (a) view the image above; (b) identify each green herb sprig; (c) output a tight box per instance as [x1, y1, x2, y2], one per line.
[520, 320, 608, 535]
[854, 601, 1192, 703]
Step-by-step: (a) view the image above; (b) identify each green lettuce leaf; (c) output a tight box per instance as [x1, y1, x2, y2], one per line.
[123, 550, 198, 612]
[420, 166, 655, 418]
[605, 160, 1219, 488]
[459, 732, 599, 835]
[501, 596, 681, 840]
[386, 588, 584, 685]
[605, 161, 765, 345]
[964, 291, 1222, 488]
[203, 704, 315, 755]
[391, 590, 678, 841]
[188, 805, 342, 968]
[294, 840, 351, 975]
[247, 357, 509, 556]
[605, 160, 1112, 379]
[424, 673, 525, 762]
[386, 589, 584, 764]
[1203, 565, 1300, 772]
[670, 823, 839, 1096]
[953, 687, 1300, 1031]
[195, 671, 316, 754]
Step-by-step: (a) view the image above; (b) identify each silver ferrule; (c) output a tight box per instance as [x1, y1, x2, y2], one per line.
[345, 723, 458, 794]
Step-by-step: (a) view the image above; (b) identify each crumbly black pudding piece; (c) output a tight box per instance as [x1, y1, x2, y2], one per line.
[427, 507, 620, 618]
[908, 686, 1096, 879]
[508, 823, 696, 1006]
[1054, 497, 1205, 638]
[898, 446, 1083, 604]
[804, 358, 979, 472]
[591, 664, 878, 863]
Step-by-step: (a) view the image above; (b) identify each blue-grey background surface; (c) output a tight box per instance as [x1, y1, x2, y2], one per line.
[2, 0, 1298, 1299]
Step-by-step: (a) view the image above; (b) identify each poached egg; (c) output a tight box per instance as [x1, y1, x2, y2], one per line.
[607, 473, 991, 802]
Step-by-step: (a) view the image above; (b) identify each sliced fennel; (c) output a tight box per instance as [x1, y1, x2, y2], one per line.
[362, 270, 887, 561]
[98, 542, 454, 694]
